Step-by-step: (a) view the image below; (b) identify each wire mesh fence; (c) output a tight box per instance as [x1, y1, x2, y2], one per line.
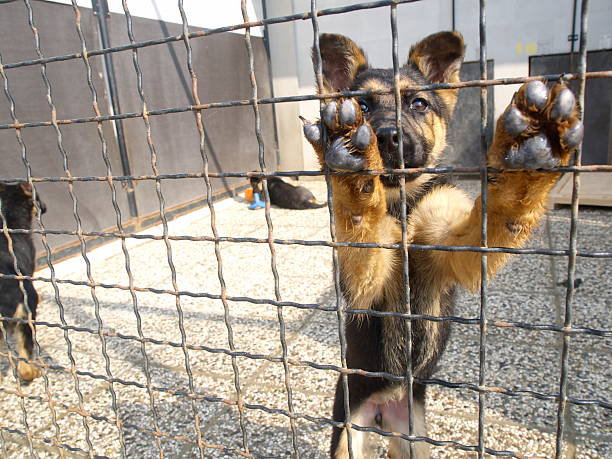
[0, 0, 610, 458]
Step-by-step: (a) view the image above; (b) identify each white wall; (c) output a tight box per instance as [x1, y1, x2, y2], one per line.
[43, 0, 264, 36]
[455, 0, 611, 136]
[265, 0, 612, 172]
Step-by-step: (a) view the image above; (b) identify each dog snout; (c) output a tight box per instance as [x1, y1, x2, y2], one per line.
[375, 126, 399, 152]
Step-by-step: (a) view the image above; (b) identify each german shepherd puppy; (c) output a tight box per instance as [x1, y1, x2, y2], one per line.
[250, 176, 326, 209]
[0, 182, 46, 381]
[302, 32, 583, 458]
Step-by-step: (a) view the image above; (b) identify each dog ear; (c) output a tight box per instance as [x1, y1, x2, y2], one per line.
[313, 34, 369, 93]
[408, 31, 465, 83]
[19, 182, 33, 196]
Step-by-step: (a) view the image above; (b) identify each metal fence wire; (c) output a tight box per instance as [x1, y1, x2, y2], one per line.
[0, 0, 610, 458]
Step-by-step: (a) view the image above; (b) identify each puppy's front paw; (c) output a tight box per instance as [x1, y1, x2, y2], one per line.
[494, 80, 583, 170]
[303, 99, 380, 172]
[18, 360, 41, 382]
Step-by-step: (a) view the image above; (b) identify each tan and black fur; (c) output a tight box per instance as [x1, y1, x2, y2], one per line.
[302, 32, 583, 458]
[0, 182, 45, 381]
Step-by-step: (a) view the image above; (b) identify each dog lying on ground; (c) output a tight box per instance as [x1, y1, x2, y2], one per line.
[249, 176, 326, 209]
[302, 31, 583, 458]
[0, 182, 46, 381]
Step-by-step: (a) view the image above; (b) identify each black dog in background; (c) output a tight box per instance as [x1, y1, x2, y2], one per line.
[250, 176, 326, 210]
[0, 182, 45, 381]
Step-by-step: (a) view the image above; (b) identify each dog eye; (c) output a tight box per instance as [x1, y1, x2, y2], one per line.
[358, 99, 370, 113]
[410, 98, 429, 112]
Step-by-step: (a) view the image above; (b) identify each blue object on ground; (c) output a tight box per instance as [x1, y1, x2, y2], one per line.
[248, 192, 265, 210]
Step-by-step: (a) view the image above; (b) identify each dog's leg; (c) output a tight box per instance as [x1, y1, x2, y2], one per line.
[385, 383, 429, 459]
[305, 100, 413, 458]
[408, 81, 583, 291]
[0, 321, 5, 349]
[14, 296, 40, 381]
[332, 402, 376, 459]
[303, 99, 403, 311]
[331, 374, 393, 459]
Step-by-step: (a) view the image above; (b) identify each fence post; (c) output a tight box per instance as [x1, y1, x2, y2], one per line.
[92, 0, 139, 218]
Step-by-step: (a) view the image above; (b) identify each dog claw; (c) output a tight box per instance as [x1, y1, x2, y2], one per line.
[340, 100, 356, 126]
[561, 120, 584, 149]
[323, 103, 337, 128]
[326, 137, 365, 171]
[504, 133, 558, 169]
[550, 88, 575, 120]
[524, 80, 548, 110]
[352, 124, 371, 150]
[503, 106, 530, 136]
[303, 122, 322, 145]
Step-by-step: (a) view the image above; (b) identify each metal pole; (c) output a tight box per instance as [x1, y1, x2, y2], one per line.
[261, 0, 282, 169]
[569, 0, 579, 72]
[92, 0, 138, 218]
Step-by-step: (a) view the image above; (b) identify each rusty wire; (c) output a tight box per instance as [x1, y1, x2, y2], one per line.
[555, 1, 591, 457]
[1, 71, 612, 132]
[26, 0, 128, 455]
[0, 0, 610, 457]
[476, 0, 489, 456]
[0, 8, 96, 458]
[178, 1, 250, 455]
[308, 1, 357, 458]
[1, 164, 611, 189]
[390, 2, 417, 456]
[240, 1, 300, 456]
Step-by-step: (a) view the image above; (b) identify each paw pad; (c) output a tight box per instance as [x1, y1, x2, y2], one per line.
[340, 99, 357, 126]
[561, 120, 584, 149]
[504, 133, 559, 169]
[550, 88, 576, 120]
[503, 107, 530, 136]
[500, 81, 583, 170]
[327, 137, 366, 171]
[524, 80, 548, 110]
[303, 122, 322, 144]
[352, 125, 371, 150]
[302, 99, 374, 172]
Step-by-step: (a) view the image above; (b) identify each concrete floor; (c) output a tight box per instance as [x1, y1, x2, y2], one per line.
[0, 179, 610, 458]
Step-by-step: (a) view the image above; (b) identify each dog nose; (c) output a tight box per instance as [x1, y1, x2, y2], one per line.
[376, 127, 399, 151]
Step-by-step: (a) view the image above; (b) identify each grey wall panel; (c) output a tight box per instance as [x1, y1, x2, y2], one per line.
[105, 12, 277, 218]
[444, 61, 494, 168]
[0, 1, 130, 252]
[1, 1, 277, 259]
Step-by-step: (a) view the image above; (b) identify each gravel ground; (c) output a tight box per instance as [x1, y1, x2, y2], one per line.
[0, 179, 610, 458]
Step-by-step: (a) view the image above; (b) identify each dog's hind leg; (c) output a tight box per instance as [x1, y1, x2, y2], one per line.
[332, 400, 377, 458]
[385, 384, 429, 459]
[14, 300, 40, 381]
[0, 321, 6, 350]
[331, 374, 383, 459]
